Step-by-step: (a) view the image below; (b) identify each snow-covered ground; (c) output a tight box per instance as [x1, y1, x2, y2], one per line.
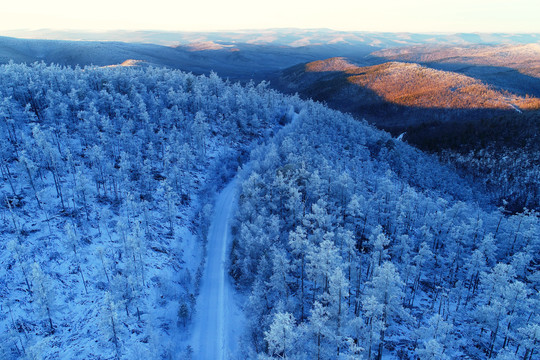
[190, 180, 244, 359]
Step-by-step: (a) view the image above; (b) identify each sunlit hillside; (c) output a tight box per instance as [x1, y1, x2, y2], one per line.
[306, 57, 540, 110]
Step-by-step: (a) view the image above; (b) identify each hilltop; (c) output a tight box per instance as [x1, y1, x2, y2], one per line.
[343, 61, 540, 110]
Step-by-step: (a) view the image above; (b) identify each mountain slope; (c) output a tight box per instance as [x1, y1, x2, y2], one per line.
[372, 44, 540, 78]
[275, 57, 540, 126]
[273, 57, 540, 210]
[231, 95, 540, 359]
[371, 44, 540, 97]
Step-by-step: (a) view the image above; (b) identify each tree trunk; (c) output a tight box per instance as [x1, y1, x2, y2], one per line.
[46, 305, 54, 333]
[79, 266, 88, 294]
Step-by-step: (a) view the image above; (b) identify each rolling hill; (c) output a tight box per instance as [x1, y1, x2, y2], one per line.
[274, 57, 540, 126]
[372, 44, 540, 78]
[371, 44, 540, 97]
[273, 57, 540, 210]
[0, 35, 374, 82]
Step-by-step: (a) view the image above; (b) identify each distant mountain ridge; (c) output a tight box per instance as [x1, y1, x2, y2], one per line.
[0, 35, 374, 82]
[3, 28, 540, 47]
[373, 44, 540, 78]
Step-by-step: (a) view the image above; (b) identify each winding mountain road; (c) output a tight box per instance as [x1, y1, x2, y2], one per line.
[191, 180, 242, 360]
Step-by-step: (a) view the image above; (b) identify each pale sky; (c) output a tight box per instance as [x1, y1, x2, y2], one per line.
[1, 0, 539, 33]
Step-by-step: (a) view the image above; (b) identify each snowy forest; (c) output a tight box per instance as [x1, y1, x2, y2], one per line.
[0, 62, 300, 359]
[0, 62, 538, 360]
[231, 102, 539, 359]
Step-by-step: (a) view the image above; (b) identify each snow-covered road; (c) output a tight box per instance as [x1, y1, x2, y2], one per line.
[191, 180, 242, 360]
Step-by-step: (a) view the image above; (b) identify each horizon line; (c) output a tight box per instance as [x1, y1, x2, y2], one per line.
[2, 28, 540, 35]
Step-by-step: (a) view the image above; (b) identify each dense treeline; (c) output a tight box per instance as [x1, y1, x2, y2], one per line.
[231, 102, 539, 359]
[0, 62, 300, 359]
[396, 111, 540, 212]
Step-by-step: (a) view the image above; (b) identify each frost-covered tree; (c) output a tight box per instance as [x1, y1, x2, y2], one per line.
[264, 312, 298, 359]
[288, 226, 310, 320]
[417, 339, 449, 360]
[364, 261, 406, 360]
[475, 263, 529, 358]
[31, 263, 55, 333]
[100, 292, 124, 359]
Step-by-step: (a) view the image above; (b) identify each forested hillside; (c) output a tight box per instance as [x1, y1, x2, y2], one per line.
[404, 111, 540, 213]
[277, 57, 540, 124]
[372, 44, 540, 80]
[0, 62, 302, 359]
[0, 62, 538, 360]
[274, 57, 540, 212]
[231, 102, 539, 359]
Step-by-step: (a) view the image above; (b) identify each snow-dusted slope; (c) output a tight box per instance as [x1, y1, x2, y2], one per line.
[191, 180, 244, 359]
[0, 63, 297, 359]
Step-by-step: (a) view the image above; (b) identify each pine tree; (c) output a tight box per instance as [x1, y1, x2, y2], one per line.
[100, 292, 123, 359]
[307, 301, 330, 360]
[31, 263, 55, 333]
[264, 312, 298, 359]
[364, 261, 406, 360]
[288, 226, 310, 321]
